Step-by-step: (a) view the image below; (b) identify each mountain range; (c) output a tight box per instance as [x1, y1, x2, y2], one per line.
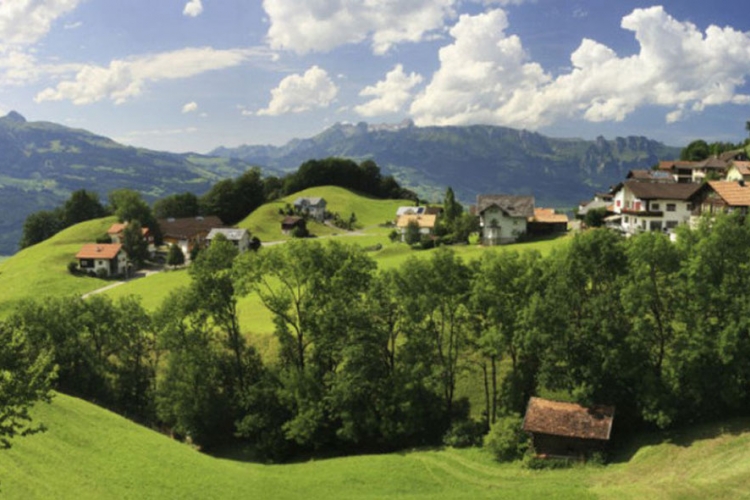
[0, 112, 682, 254]
[212, 120, 681, 207]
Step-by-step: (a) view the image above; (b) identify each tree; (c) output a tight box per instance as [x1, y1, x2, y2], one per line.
[680, 139, 710, 161]
[166, 244, 185, 267]
[63, 189, 107, 226]
[19, 209, 64, 249]
[443, 187, 463, 224]
[122, 220, 149, 267]
[153, 192, 200, 219]
[108, 189, 160, 244]
[404, 219, 421, 245]
[0, 323, 55, 449]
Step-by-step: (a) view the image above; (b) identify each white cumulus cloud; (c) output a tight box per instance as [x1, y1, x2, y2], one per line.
[257, 65, 338, 116]
[0, 0, 83, 46]
[183, 0, 203, 18]
[182, 101, 198, 113]
[411, 6, 750, 129]
[35, 47, 256, 105]
[355, 64, 423, 117]
[263, 0, 455, 55]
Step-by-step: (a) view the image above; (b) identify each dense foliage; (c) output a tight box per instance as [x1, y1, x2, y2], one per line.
[12, 215, 750, 460]
[20, 189, 105, 248]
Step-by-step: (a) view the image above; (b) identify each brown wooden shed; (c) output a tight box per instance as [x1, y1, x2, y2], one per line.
[522, 397, 614, 459]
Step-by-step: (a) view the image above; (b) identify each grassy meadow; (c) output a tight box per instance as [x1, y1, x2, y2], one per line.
[2, 393, 750, 499]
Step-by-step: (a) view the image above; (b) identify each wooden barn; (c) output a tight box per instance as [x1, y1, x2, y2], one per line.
[522, 397, 614, 459]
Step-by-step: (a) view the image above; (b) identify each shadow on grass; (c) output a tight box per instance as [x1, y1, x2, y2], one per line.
[608, 417, 750, 464]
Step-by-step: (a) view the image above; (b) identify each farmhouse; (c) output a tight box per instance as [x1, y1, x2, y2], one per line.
[522, 397, 615, 459]
[107, 222, 156, 254]
[396, 213, 437, 241]
[159, 216, 224, 257]
[693, 180, 750, 217]
[76, 243, 128, 277]
[206, 228, 251, 252]
[611, 180, 702, 236]
[725, 162, 750, 183]
[476, 194, 535, 245]
[293, 197, 327, 221]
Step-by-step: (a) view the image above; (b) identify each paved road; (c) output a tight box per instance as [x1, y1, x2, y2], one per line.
[81, 268, 163, 298]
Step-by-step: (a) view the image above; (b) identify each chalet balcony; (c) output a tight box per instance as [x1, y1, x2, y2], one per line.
[620, 208, 664, 217]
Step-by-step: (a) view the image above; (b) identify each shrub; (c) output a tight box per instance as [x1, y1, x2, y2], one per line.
[522, 454, 573, 470]
[483, 414, 526, 462]
[443, 419, 486, 448]
[96, 268, 109, 280]
[388, 229, 400, 243]
[67, 261, 79, 274]
[166, 244, 185, 267]
[292, 225, 309, 238]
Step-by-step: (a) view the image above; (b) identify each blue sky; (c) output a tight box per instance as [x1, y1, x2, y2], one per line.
[1, 0, 750, 153]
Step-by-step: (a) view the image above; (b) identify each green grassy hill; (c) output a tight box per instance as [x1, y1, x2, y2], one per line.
[0, 216, 117, 318]
[2, 394, 750, 499]
[237, 185, 408, 242]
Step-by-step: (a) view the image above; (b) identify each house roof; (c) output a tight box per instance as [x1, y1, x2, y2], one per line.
[531, 208, 569, 224]
[107, 222, 150, 237]
[719, 149, 747, 162]
[658, 160, 698, 171]
[396, 214, 437, 229]
[626, 170, 675, 182]
[158, 216, 224, 239]
[706, 181, 750, 207]
[730, 161, 750, 176]
[522, 397, 615, 441]
[622, 180, 702, 201]
[396, 206, 425, 217]
[294, 197, 325, 206]
[207, 228, 249, 241]
[281, 215, 303, 225]
[476, 194, 535, 218]
[76, 243, 123, 260]
[697, 157, 729, 169]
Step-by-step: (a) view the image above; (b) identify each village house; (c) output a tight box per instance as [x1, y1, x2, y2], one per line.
[611, 180, 702, 236]
[522, 397, 615, 459]
[107, 222, 156, 254]
[293, 197, 327, 222]
[76, 243, 128, 278]
[658, 158, 730, 183]
[476, 194, 535, 245]
[528, 208, 569, 235]
[158, 215, 224, 258]
[692, 180, 750, 219]
[396, 213, 437, 241]
[725, 162, 750, 183]
[281, 215, 306, 235]
[206, 228, 251, 253]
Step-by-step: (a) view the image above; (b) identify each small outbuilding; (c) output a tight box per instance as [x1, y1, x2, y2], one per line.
[522, 397, 614, 459]
[293, 197, 327, 222]
[527, 208, 569, 235]
[206, 228, 251, 253]
[281, 216, 306, 235]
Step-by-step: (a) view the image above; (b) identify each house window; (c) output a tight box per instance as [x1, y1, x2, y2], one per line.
[651, 203, 660, 210]
[650, 221, 663, 232]
[666, 203, 676, 212]
[686, 202, 694, 211]
[634, 201, 641, 211]
[624, 216, 629, 223]
[666, 221, 678, 229]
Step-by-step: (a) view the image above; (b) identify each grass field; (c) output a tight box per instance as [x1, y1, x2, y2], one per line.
[2, 394, 750, 499]
[0, 217, 117, 318]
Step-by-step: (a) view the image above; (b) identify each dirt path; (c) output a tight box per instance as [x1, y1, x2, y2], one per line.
[81, 268, 162, 299]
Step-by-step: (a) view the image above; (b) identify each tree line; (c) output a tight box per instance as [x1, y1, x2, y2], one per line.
[21, 158, 415, 249]
[8, 214, 750, 458]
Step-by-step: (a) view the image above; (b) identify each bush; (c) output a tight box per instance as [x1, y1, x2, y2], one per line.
[292, 225, 309, 238]
[96, 268, 109, 280]
[483, 414, 526, 462]
[67, 261, 79, 274]
[443, 419, 486, 448]
[522, 454, 573, 470]
[388, 229, 400, 243]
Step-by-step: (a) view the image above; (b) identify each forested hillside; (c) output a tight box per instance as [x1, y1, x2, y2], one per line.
[212, 121, 681, 207]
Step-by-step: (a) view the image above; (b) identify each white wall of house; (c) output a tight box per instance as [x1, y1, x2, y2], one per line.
[619, 199, 693, 235]
[480, 207, 527, 244]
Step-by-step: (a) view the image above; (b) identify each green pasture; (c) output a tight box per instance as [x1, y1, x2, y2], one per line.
[2, 393, 750, 499]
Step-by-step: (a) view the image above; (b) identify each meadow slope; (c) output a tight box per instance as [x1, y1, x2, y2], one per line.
[2, 394, 750, 499]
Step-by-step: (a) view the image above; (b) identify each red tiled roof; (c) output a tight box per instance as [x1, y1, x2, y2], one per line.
[731, 161, 750, 176]
[107, 223, 127, 234]
[523, 397, 614, 441]
[707, 181, 750, 207]
[76, 243, 123, 260]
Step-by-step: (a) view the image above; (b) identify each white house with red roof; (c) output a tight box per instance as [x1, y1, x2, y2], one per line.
[75, 243, 128, 277]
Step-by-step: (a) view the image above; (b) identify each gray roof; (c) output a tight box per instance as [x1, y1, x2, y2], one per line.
[620, 180, 703, 200]
[293, 197, 326, 207]
[476, 194, 535, 218]
[206, 228, 249, 241]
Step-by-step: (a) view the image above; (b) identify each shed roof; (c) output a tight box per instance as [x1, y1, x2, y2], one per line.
[396, 214, 437, 229]
[476, 194, 535, 218]
[706, 181, 750, 207]
[523, 397, 614, 441]
[76, 243, 123, 260]
[207, 228, 249, 241]
[107, 222, 150, 237]
[281, 215, 304, 225]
